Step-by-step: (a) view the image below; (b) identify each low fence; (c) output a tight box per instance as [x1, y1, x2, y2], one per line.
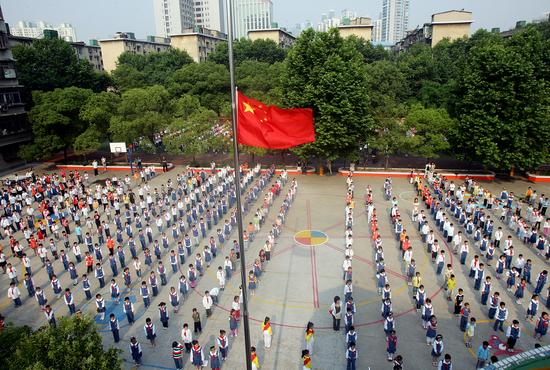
[481, 344, 550, 369]
[527, 172, 550, 183]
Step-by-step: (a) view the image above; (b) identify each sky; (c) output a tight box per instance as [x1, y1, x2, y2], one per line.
[2, 0, 549, 42]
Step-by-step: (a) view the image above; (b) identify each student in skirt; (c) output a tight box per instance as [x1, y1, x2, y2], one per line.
[534, 312, 549, 341]
[169, 286, 180, 313]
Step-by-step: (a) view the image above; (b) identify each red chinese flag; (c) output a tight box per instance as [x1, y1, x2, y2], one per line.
[237, 91, 315, 149]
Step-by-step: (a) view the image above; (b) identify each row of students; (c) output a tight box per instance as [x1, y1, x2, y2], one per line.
[418, 175, 550, 346]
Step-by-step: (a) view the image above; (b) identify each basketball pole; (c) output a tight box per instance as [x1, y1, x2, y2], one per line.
[225, 0, 253, 369]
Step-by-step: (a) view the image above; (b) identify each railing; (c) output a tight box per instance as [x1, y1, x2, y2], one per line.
[481, 345, 550, 369]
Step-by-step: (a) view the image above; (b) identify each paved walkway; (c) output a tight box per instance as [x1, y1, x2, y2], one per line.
[1, 169, 549, 370]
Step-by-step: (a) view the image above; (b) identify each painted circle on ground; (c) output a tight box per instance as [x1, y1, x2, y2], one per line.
[294, 230, 329, 246]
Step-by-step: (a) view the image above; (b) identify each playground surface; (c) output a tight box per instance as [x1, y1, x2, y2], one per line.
[1, 167, 549, 369]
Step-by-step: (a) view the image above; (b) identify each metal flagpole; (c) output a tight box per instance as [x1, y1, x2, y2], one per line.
[225, 0, 253, 369]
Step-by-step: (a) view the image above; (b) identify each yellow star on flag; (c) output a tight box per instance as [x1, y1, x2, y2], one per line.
[243, 102, 255, 113]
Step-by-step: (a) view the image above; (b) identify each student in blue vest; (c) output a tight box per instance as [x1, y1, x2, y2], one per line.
[64, 288, 76, 315]
[431, 334, 444, 366]
[110, 279, 120, 304]
[130, 336, 143, 365]
[144, 317, 157, 346]
[108, 255, 118, 277]
[96, 293, 106, 321]
[209, 345, 221, 370]
[44, 304, 56, 327]
[534, 312, 549, 341]
[149, 271, 159, 296]
[190, 340, 205, 369]
[117, 245, 126, 268]
[534, 270, 548, 295]
[438, 353, 452, 370]
[481, 277, 492, 305]
[23, 273, 35, 297]
[123, 296, 135, 324]
[110, 313, 120, 343]
[158, 262, 168, 286]
[506, 320, 521, 352]
[159, 302, 169, 328]
[35, 286, 47, 309]
[140, 281, 150, 308]
[346, 342, 357, 370]
[82, 274, 92, 300]
[387, 330, 398, 362]
[217, 330, 229, 361]
[493, 302, 508, 332]
[346, 325, 357, 348]
[95, 263, 105, 288]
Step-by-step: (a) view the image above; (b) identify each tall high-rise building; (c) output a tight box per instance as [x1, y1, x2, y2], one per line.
[381, 0, 409, 43]
[341, 9, 357, 25]
[317, 10, 341, 32]
[10, 20, 77, 42]
[153, 0, 195, 37]
[194, 0, 227, 34]
[232, 0, 273, 39]
[372, 18, 382, 42]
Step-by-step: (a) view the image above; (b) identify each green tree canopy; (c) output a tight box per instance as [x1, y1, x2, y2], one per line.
[12, 38, 109, 92]
[111, 49, 194, 90]
[4, 316, 121, 370]
[168, 62, 230, 113]
[453, 28, 550, 170]
[346, 35, 389, 63]
[109, 85, 172, 145]
[282, 28, 373, 161]
[236, 60, 283, 104]
[402, 104, 455, 157]
[207, 38, 287, 66]
[164, 107, 227, 161]
[19, 87, 93, 161]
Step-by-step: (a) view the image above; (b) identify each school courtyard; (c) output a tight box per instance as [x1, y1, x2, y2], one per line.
[1, 166, 549, 370]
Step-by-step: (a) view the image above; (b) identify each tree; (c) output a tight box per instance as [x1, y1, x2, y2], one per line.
[345, 35, 389, 63]
[236, 61, 283, 104]
[111, 49, 194, 90]
[402, 104, 455, 158]
[0, 324, 31, 363]
[6, 315, 121, 370]
[12, 38, 109, 92]
[282, 28, 374, 167]
[168, 62, 230, 113]
[109, 85, 172, 145]
[164, 108, 227, 163]
[453, 28, 550, 171]
[367, 118, 407, 169]
[207, 38, 287, 66]
[365, 60, 408, 113]
[19, 87, 93, 161]
[395, 43, 437, 102]
[79, 91, 121, 135]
